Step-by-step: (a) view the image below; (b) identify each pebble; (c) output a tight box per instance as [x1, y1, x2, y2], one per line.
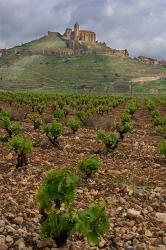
[0, 220, 5, 228]
[6, 235, 14, 244]
[156, 213, 166, 223]
[14, 216, 24, 225]
[127, 209, 141, 218]
[99, 238, 106, 248]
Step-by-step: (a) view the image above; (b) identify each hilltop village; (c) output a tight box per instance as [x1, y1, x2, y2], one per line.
[0, 23, 165, 65]
[0, 23, 129, 58]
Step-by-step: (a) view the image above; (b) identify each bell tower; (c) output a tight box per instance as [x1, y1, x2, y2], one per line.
[74, 22, 79, 40]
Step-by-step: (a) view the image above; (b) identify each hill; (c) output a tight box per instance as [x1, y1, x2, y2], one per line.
[0, 33, 166, 94]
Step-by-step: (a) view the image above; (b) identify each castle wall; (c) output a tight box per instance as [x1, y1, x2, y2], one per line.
[94, 48, 128, 57]
[79, 31, 96, 43]
[17, 48, 74, 56]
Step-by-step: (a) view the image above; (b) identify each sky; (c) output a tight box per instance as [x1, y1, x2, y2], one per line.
[0, 0, 166, 59]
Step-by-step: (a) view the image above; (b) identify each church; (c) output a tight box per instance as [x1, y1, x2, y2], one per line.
[64, 23, 96, 43]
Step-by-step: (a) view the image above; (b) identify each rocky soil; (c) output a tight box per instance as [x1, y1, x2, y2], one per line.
[0, 103, 166, 250]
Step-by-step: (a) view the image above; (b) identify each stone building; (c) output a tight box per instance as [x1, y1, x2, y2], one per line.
[64, 23, 96, 43]
[0, 49, 5, 57]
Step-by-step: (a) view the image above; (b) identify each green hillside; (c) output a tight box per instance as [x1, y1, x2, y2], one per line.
[0, 34, 165, 94]
[8, 33, 67, 53]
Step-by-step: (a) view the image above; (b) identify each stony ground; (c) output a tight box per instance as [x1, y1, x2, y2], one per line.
[0, 102, 166, 250]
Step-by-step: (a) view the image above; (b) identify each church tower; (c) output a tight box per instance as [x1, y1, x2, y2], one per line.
[74, 22, 79, 40]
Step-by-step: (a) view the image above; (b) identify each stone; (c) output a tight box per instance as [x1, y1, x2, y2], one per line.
[157, 246, 166, 250]
[0, 220, 5, 228]
[145, 229, 153, 237]
[14, 239, 26, 250]
[0, 244, 8, 250]
[0, 236, 8, 250]
[132, 238, 139, 247]
[14, 216, 24, 225]
[162, 237, 166, 244]
[158, 231, 165, 237]
[119, 197, 126, 204]
[6, 235, 14, 244]
[127, 209, 141, 218]
[18, 241, 26, 250]
[156, 213, 166, 223]
[147, 206, 153, 212]
[37, 238, 54, 248]
[137, 243, 147, 249]
[6, 153, 13, 160]
[154, 187, 162, 192]
[99, 237, 106, 248]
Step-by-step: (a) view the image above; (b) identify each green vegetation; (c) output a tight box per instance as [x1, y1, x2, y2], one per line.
[97, 129, 118, 152]
[117, 122, 133, 140]
[0, 47, 165, 93]
[158, 139, 166, 156]
[68, 118, 80, 134]
[158, 139, 166, 157]
[78, 155, 101, 178]
[10, 136, 32, 168]
[36, 168, 109, 247]
[1, 91, 166, 248]
[36, 168, 77, 209]
[44, 121, 62, 146]
[28, 114, 42, 129]
[1, 115, 21, 138]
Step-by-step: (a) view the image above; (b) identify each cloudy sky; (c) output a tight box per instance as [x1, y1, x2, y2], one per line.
[0, 0, 166, 59]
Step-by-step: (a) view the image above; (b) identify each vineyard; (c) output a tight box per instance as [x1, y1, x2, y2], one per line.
[0, 92, 166, 250]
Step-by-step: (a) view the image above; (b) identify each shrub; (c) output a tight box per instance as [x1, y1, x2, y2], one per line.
[68, 118, 80, 134]
[78, 155, 100, 178]
[0, 109, 10, 119]
[44, 121, 62, 146]
[75, 111, 92, 127]
[77, 202, 109, 245]
[63, 106, 70, 118]
[126, 102, 138, 115]
[54, 109, 65, 120]
[37, 169, 109, 247]
[1, 116, 21, 138]
[36, 168, 77, 210]
[117, 122, 133, 140]
[155, 125, 166, 138]
[10, 136, 32, 168]
[146, 100, 155, 111]
[151, 110, 160, 119]
[97, 129, 118, 152]
[28, 114, 42, 129]
[40, 210, 76, 247]
[158, 139, 166, 156]
[36, 103, 45, 115]
[121, 112, 132, 124]
[153, 116, 166, 127]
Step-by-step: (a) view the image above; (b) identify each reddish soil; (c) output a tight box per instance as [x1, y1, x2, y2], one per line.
[0, 102, 166, 250]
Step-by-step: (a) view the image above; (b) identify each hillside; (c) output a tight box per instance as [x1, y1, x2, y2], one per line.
[0, 33, 166, 94]
[8, 32, 67, 53]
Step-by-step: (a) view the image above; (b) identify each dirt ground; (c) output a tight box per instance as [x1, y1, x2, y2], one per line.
[0, 101, 166, 250]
